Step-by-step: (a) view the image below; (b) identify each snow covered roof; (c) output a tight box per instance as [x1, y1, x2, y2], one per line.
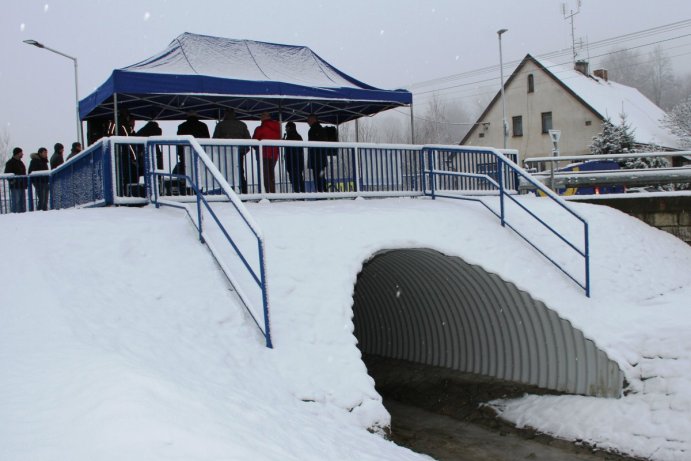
[79, 32, 411, 124]
[533, 56, 680, 149]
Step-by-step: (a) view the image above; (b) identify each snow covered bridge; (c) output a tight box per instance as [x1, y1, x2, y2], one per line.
[3, 138, 691, 458]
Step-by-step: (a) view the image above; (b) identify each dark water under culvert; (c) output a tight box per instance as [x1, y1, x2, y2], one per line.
[364, 356, 642, 461]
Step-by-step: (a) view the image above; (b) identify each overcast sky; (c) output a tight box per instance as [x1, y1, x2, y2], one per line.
[2, 0, 690, 155]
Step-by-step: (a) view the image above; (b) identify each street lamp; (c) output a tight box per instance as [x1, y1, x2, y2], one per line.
[23, 39, 84, 147]
[497, 28, 508, 149]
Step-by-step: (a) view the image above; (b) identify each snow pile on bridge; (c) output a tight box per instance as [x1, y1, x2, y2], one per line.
[1, 196, 690, 460]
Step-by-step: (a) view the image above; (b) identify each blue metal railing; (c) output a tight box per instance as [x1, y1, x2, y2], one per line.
[423, 146, 590, 297]
[1, 140, 112, 214]
[147, 136, 272, 348]
[2, 137, 591, 299]
[51, 140, 112, 210]
[191, 140, 426, 199]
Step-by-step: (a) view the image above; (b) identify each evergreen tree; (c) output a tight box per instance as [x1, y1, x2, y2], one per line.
[589, 116, 668, 169]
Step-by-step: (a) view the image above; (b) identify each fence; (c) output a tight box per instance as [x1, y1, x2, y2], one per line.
[523, 151, 691, 194]
[147, 137, 272, 348]
[425, 146, 590, 297]
[1, 137, 591, 298]
[134, 139, 427, 202]
[1, 140, 112, 214]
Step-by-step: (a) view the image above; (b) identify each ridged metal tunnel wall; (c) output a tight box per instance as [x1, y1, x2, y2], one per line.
[352, 249, 623, 397]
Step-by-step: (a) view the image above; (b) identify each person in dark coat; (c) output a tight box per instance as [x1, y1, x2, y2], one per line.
[136, 120, 164, 171]
[213, 109, 251, 194]
[4, 147, 27, 213]
[283, 121, 305, 193]
[50, 143, 64, 170]
[66, 142, 82, 161]
[174, 112, 210, 194]
[307, 114, 328, 192]
[252, 112, 281, 194]
[28, 147, 50, 211]
[177, 112, 210, 138]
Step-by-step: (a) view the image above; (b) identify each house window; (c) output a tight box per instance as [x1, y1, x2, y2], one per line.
[541, 112, 553, 134]
[512, 116, 523, 137]
[585, 120, 592, 126]
[527, 74, 534, 93]
[479, 132, 485, 138]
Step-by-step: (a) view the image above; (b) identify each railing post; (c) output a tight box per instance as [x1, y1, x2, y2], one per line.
[103, 139, 114, 206]
[258, 240, 272, 348]
[428, 148, 436, 199]
[150, 142, 160, 208]
[497, 156, 506, 227]
[27, 176, 34, 212]
[419, 148, 425, 193]
[258, 145, 265, 195]
[143, 141, 151, 202]
[584, 221, 591, 297]
[192, 145, 204, 243]
[353, 146, 361, 194]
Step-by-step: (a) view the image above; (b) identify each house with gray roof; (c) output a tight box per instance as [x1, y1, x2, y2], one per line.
[461, 54, 681, 164]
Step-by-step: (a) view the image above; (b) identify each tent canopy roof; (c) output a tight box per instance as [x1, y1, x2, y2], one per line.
[79, 32, 412, 125]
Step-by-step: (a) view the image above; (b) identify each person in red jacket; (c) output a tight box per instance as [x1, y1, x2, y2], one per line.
[252, 112, 281, 193]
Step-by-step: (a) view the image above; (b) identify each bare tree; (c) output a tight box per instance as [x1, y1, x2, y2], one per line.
[600, 46, 676, 109]
[600, 48, 649, 92]
[0, 127, 11, 161]
[649, 45, 675, 108]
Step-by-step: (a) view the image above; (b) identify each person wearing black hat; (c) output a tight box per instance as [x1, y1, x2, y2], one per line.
[4, 147, 27, 213]
[50, 143, 64, 169]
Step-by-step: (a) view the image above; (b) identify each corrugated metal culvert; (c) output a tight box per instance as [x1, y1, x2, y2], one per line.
[353, 249, 623, 397]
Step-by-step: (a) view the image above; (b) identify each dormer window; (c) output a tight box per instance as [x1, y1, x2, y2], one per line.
[527, 74, 535, 93]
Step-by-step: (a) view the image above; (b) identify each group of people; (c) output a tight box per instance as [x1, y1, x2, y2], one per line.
[175, 109, 334, 194]
[4, 109, 335, 213]
[3, 142, 82, 213]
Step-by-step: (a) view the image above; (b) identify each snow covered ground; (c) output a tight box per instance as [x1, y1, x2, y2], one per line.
[1, 196, 690, 460]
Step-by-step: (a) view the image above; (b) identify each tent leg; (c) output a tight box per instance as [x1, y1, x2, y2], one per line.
[114, 93, 119, 134]
[410, 102, 415, 144]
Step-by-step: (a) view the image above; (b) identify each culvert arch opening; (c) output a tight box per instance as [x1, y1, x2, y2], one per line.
[352, 248, 623, 398]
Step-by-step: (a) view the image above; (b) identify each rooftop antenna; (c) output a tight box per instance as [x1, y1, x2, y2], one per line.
[562, 0, 582, 63]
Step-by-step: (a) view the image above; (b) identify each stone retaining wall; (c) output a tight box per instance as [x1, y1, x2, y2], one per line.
[577, 195, 691, 245]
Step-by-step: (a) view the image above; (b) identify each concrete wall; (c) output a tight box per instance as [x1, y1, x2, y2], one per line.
[576, 195, 691, 245]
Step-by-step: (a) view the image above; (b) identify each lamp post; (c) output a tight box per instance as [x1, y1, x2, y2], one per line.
[497, 28, 508, 149]
[23, 39, 84, 147]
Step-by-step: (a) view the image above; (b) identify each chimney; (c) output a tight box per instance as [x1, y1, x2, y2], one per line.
[593, 69, 609, 81]
[574, 60, 589, 76]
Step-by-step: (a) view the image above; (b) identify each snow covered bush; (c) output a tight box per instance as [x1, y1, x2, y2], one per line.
[662, 96, 691, 148]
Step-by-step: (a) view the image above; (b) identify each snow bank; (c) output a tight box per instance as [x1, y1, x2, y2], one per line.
[2, 195, 690, 460]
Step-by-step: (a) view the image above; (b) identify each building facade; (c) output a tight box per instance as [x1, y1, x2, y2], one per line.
[461, 54, 679, 165]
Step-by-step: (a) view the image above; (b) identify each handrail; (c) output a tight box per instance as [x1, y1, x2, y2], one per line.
[146, 136, 272, 348]
[424, 146, 590, 297]
[525, 150, 691, 164]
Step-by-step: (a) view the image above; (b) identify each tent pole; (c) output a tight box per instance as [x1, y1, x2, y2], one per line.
[410, 102, 415, 144]
[355, 119, 359, 143]
[114, 93, 119, 135]
[278, 102, 283, 137]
